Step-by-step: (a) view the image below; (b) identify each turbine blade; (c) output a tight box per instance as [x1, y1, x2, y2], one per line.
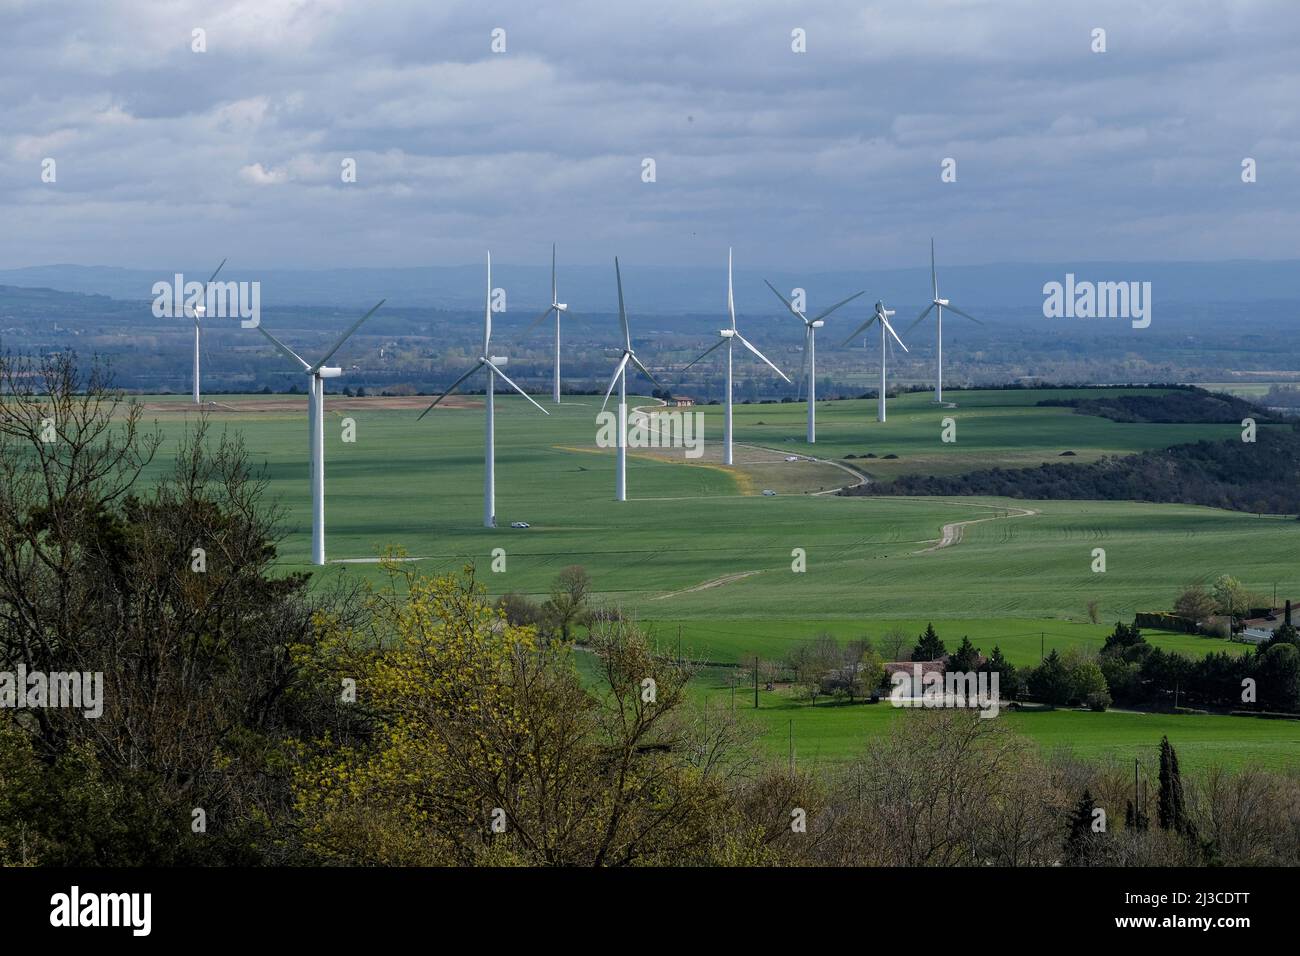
[484, 251, 493, 355]
[601, 352, 631, 411]
[614, 257, 630, 350]
[796, 326, 811, 400]
[310, 299, 385, 372]
[883, 318, 909, 353]
[483, 359, 549, 414]
[629, 352, 661, 388]
[256, 325, 311, 371]
[551, 243, 557, 304]
[522, 305, 557, 336]
[678, 337, 726, 375]
[727, 248, 736, 330]
[763, 279, 805, 322]
[945, 303, 983, 324]
[904, 302, 937, 335]
[735, 332, 791, 383]
[206, 258, 228, 286]
[839, 315, 878, 347]
[810, 290, 867, 322]
[417, 361, 484, 421]
[931, 237, 938, 300]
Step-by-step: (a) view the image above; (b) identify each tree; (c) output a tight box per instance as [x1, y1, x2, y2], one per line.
[1064, 789, 1099, 863]
[948, 636, 981, 672]
[981, 646, 1021, 700]
[296, 567, 751, 865]
[879, 626, 911, 662]
[0, 353, 333, 864]
[1254, 643, 1300, 711]
[1102, 621, 1146, 655]
[1028, 650, 1072, 707]
[1173, 585, 1216, 623]
[912, 623, 946, 662]
[1211, 575, 1248, 618]
[1157, 736, 1196, 842]
[543, 564, 592, 642]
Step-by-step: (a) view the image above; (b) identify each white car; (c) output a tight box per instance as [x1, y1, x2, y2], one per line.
[784, 455, 801, 462]
[510, 521, 530, 529]
[761, 489, 777, 496]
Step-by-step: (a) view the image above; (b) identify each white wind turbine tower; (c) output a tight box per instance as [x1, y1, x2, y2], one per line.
[679, 250, 790, 465]
[255, 299, 386, 565]
[418, 252, 549, 527]
[521, 243, 578, 404]
[841, 301, 909, 423]
[601, 257, 661, 501]
[763, 280, 864, 443]
[189, 258, 227, 405]
[904, 238, 982, 405]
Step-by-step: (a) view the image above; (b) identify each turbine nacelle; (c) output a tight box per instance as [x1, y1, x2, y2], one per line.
[555, 303, 568, 312]
[811, 319, 825, 328]
[316, 366, 343, 379]
[936, 298, 950, 306]
[719, 328, 737, 337]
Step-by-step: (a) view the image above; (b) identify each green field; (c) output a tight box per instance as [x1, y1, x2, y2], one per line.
[134, 388, 1300, 769]
[686, 668, 1300, 772]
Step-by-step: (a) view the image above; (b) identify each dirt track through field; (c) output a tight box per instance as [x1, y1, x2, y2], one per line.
[653, 570, 763, 600]
[913, 505, 1040, 554]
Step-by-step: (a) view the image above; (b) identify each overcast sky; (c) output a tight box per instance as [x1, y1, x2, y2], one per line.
[1, 0, 1298, 272]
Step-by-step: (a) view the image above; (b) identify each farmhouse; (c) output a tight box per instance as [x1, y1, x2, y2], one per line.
[1240, 599, 1298, 644]
[672, 395, 696, 408]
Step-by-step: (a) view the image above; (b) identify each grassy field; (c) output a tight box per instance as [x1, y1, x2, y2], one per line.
[131, 388, 1300, 770]
[685, 667, 1300, 772]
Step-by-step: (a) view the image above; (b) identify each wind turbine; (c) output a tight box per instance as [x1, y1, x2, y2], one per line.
[254, 299, 386, 565]
[679, 249, 790, 465]
[418, 252, 549, 528]
[601, 257, 661, 501]
[841, 301, 908, 423]
[521, 243, 577, 404]
[763, 280, 864, 443]
[188, 258, 227, 405]
[904, 239, 982, 405]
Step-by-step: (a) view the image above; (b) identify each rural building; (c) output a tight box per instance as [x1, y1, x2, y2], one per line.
[1240, 598, 1298, 644]
[673, 396, 695, 407]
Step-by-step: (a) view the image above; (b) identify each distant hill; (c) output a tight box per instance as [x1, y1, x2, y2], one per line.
[848, 391, 1300, 514]
[2, 258, 1299, 314]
